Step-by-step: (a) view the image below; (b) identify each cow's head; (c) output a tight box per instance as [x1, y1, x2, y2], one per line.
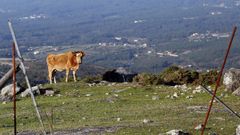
[74, 51, 85, 64]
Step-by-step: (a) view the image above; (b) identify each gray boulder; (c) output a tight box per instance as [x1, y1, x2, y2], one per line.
[44, 90, 55, 96]
[223, 68, 240, 92]
[237, 125, 240, 135]
[0, 96, 12, 102]
[1, 83, 22, 97]
[233, 88, 240, 96]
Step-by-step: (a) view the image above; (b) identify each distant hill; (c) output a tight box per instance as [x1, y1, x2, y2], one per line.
[1, 0, 240, 73]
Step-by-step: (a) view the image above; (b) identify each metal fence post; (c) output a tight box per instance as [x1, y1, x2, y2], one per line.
[8, 20, 46, 135]
[12, 43, 17, 135]
[201, 26, 237, 135]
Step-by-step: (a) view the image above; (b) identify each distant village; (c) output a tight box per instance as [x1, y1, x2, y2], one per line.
[188, 31, 230, 42]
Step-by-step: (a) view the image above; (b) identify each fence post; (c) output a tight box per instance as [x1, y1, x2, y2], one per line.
[12, 43, 17, 135]
[0, 64, 20, 90]
[8, 20, 46, 135]
[201, 26, 237, 135]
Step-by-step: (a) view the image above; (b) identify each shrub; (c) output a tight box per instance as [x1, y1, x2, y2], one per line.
[133, 66, 219, 86]
[133, 73, 163, 86]
[159, 66, 199, 85]
[82, 75, 102, 83]
[196, 70, 218, 85]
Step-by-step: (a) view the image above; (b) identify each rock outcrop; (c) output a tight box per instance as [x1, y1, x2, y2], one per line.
[1, 83, 22, 96]
[233, 88, 240, 96]
[237, 125, 240, 135]
[0, 83, 56, 102]
[223, 68, 240, 92]
[0, 83, 23, 101]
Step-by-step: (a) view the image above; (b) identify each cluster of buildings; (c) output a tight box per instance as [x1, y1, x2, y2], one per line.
[19, 14, 46, 21]
[188, 31, 230, 42]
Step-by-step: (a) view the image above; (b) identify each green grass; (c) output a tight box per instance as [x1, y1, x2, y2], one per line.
[0, 82, 240, 134]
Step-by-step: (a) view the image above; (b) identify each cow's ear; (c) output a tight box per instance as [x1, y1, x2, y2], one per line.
[81, 51, 85, 57]
[73, 51, 80, 54]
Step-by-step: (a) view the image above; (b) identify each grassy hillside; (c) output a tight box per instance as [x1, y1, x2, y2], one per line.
[0, 81, 239, 134]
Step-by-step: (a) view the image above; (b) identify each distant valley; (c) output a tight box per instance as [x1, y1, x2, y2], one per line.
[1, 0, 240, 77]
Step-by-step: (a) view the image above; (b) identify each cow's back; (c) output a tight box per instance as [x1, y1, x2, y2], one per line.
[46, 53, 71, 70]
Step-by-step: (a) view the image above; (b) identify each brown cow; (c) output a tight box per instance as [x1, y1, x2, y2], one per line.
[46, 51, 85, 84]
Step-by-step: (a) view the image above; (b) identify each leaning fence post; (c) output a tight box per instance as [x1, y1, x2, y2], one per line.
[0, 63, 20, 90]
[12, 43, 17, 135]
[8, 20, 46, 135]
[201, 26, 237, 135]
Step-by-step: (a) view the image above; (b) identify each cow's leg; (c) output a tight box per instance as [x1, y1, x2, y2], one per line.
[73, 70, 77, 82]
[48, 68, 53, 84]
[53, 70, 57, 84]
[54, 77, 57, 84]
[66, 69, 69, 82]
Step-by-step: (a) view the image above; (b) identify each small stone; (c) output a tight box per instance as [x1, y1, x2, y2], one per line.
[152, 96, 160, 100]
[174, 84, 188, 92]
[165, 95, 170, 98]
[174, 85, 179, 89]
[45, 90, 55, 96]
[192, 90, 200, 94]
[85, 94, 92, 97]
[173, 92, 178, 98]
[82, 117, 86, 120]
[220, 93, 225, 97]
[111, 83, 116, 86]
[106, 96, 118, 103]
[114, 94, 119, 97]
[88, 83, 96, 87]
[117, 118, 121, 121]
[186, 95, 193, 99]
[212, 100, 217, 103]
[2, 101, 7, 104]
[105, 93, 109, 95]
[192, 85, 203, 94]
[62, 102, 65, 105]
[112, 89, 125, 93]
[143, 119, 153, 124]
[195, 124, 203, 130]
[179, 84, 188, 92]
